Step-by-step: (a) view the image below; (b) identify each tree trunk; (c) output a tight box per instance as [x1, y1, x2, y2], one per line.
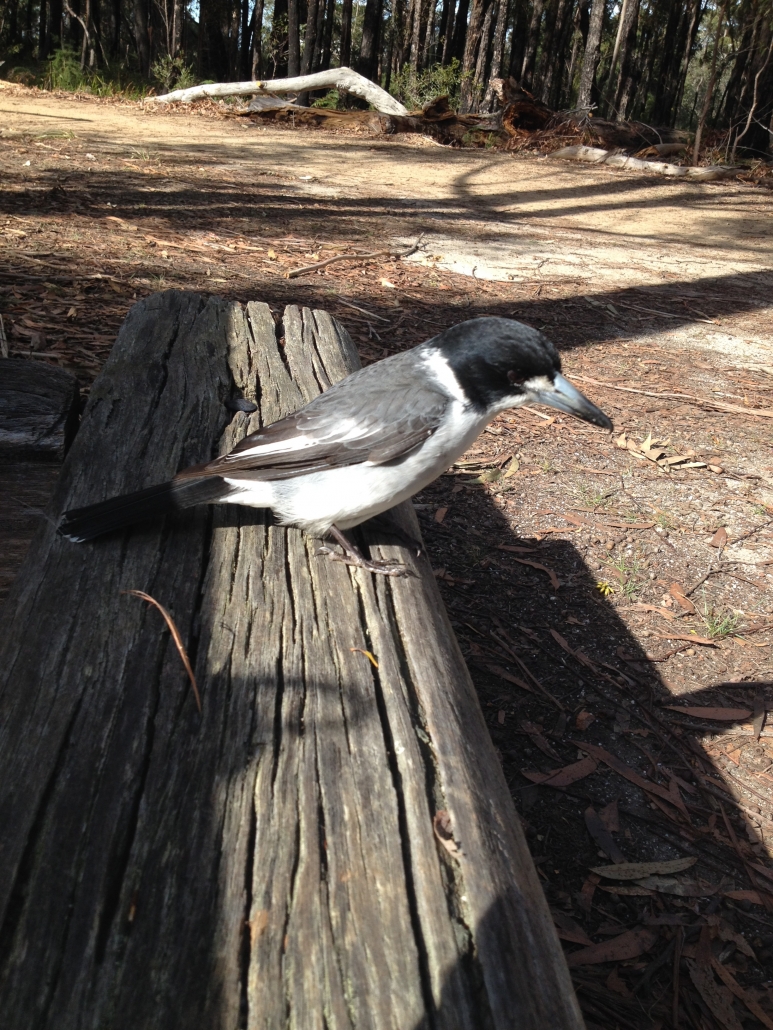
[610, 0, 639, 116]
[340, 0, 353, 68]
[541, 0, 574, 107]
[287, 0, 301, 76]
[319, 0, 335, 70]
[639, 28, 663, 119]
[169, 0, 182, 57]
[297, 0, 319, 102]
[459, 0, 492, 110]
[154, 68, 410, 115]
[438, 0, 454, 63]
[488, 0, 509, 82]
[733, 20, 773, 155]
[693, 0, 728, 164]
[422, 0, 437, 66]
[564, 29, 582, 105]
[251, 0, 265, 76]
[239, 0, 251, 77]
[134, 0, 150, 77]
[270, 0, 288, 76]
[48, 0, 63, 52]
[409, 0, 426, 71]
[533, 0, 560, 97]
[450, 0, 470, 62]
[576, 0, 604, 107]
[38, 0, 48, 58]
[358, 0, 383, 81]
[381, 14, 394, 88]
[520, 0, 545, 89]
[507, 0, 529, 81]
[473, 0, 495, 89]
[720, 10, 759, 127]
[650, 0, 698, 126]
[672, 0, 704, 122]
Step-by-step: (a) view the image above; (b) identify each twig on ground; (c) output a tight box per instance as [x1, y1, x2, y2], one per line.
[286, 241, 419, 278]
[570, 373, 773, 419]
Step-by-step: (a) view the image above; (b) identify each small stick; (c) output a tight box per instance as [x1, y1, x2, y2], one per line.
[569, 373, 773, 419]
[616, 298, 716, 324]
[0, 314, 8, 358]
[334, 296, 392, 322]
[123, 589, 202, 713]
[286, 241, 419, 278]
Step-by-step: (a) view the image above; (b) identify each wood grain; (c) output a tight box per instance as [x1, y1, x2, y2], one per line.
[0, 291, 584, 1029]
[0, 358, 79, 461]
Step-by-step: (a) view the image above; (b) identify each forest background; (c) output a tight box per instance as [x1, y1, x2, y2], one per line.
[1, 0, 771, 156]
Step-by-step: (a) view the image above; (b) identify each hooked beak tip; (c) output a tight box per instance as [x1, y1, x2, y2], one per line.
[540, 373, 613, 430]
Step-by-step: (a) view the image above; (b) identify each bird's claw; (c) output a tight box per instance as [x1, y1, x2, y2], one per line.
[327, 551, 408, 577]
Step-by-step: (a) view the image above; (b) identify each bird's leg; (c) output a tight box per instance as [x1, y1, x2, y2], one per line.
[318, 525, 408, 577]
[365, 513, 424, 558]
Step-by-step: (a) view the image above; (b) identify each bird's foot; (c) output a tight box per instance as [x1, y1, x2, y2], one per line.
[319, 526, 412, 577]
[317, 545, 408, 577]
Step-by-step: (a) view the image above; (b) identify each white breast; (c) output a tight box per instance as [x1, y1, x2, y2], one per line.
[270, 399, 485, 535]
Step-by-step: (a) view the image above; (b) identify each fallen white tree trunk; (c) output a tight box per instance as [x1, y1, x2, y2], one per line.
[551, 145, 740, 181]
[152, 67, 409, 116]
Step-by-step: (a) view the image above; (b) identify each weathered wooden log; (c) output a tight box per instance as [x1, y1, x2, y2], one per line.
[0, 358, 79, 461]
[0, 460, 60, 603]
[0, 359, 79, 602]
[153, 66, 409, 116]
[0, 291, 584, 1030]
[551, 144, 740, 180]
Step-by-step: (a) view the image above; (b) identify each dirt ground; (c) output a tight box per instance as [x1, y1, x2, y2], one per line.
[2, 84, 773, 1029]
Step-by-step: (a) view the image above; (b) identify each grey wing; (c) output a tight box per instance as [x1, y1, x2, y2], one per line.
[179, 359, 450, 482]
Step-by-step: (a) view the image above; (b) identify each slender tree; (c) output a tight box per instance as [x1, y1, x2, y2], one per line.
[340, 0, 353, 65]
[520, 0, 545, 87]
[287, 0, 300, 75]
[134, 0, 151, 77]
[359, 0, 384, 79]
[576, 0, 604, 107]
[460, 0, 493, 109]
[251, 0, 265, 76]
[693, 0, 729, 163]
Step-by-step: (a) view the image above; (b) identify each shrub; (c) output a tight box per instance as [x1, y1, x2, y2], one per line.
[46, 47, 87, 92]
[389, 59, 464, 111]
[151, 53, 197, 92]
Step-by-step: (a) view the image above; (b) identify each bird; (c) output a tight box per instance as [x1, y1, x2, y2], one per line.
[58, 317, 612, 575]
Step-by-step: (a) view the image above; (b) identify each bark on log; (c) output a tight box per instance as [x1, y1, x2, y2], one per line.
[0, 461, 60, 603]
[0, 358, 79, 461]
[152, 66, 409, 116]
[0, 290, 584, 1030]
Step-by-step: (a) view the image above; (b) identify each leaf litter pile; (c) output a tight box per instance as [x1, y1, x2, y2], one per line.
[2, 97, 773, 1030]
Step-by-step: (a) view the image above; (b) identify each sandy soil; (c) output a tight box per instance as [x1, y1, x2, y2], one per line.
[3, 83, 772, 361]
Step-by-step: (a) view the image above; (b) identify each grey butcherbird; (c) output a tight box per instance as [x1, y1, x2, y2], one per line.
[59, 317, 612, 574]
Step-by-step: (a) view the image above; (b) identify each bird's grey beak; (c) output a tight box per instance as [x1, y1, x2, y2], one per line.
[535, 373, 613, 429]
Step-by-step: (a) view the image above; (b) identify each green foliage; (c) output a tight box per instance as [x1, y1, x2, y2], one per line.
[603, 551, 644, 600]
[700, 597, 740, 639]
[312, 89, 341, 109]
[45, 47, 146, 97]
[151, 53, 197, 92]
[46, 47, 87, 92]
[389, 59, 463, 112]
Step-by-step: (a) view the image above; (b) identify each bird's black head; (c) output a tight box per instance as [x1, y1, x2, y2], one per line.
[426, 317, 612, 429]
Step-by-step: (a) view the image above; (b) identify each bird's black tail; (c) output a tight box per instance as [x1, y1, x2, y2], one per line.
[58, 477, 233, 542]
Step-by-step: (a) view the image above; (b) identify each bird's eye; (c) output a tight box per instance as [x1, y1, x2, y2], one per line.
[507, 370, 526, 385]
